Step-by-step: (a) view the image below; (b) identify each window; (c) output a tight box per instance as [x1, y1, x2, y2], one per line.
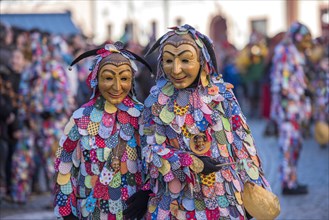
[176, 18, 182, 26]
[107, 24, 112, 40]
[251, 19, 267, 36]
[320, 7, 329, 38]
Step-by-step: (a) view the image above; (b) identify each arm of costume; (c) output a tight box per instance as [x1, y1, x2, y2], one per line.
[140, 83, 206, 186]
[221, 85, 271, 191]
[53, 114, 81, 218]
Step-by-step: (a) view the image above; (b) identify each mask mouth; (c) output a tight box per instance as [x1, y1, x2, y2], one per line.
[171, 75, 187, 81]
[108, 92, 123, 98]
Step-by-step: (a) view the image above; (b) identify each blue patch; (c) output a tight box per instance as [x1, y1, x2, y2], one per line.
[105, 132, 119, 149]
[86, 191, 97, 212]
[196, 117, 209, 131]
[108, 187, 121, 201]
[217, 83, 227, 93]
[156, 78, 168, 88]
[144, 95, 158, 108]
[127, 137, 137, 148]
[56, 192, 68, 207]
[158, 194, 171, 210]
[117, 103, 129, 111]
[83, 106, 93, 116]
[224, 90, 233, 100]
[165, 126, 177, 139]
[232, 101, 240, 115]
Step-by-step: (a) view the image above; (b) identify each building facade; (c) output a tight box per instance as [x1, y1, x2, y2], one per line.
[1, 0, 328, 48]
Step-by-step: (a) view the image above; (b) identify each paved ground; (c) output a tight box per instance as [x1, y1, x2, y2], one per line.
[0, 119, 328, 220]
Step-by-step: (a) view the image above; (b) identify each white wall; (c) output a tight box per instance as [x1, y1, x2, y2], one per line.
[93, 0, 288, 49]
[299, 0, 327, 38]
[213, 0, 286, 48]
[1, 0, 326, 49]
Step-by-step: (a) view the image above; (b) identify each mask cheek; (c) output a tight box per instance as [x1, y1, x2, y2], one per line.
[163, 64, 171, 75]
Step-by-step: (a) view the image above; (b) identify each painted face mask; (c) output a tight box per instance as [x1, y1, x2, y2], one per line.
[162, 43, 201, 89]
[69, 42, 152, 102]
[98, 62, 133, 105]
[146, 24, 219, 89]
[285, 22, 312, 52]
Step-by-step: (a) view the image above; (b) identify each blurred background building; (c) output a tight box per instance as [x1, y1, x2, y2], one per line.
[1, 0, 328, 49]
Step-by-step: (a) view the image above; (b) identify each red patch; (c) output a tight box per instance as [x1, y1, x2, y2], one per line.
[121, 187, 129, 201]
[130, 116, 139, 129]
[93, 179, 110, 200]
[108, 213, 116, 220]
[70, 193, 77, 207]
[162, 150, 174, 160]
[117, 111, 129, 124]
[54, 158, 60, 171]
[59, 196, 72, 216]
[185, 114, 195, 125]
[122, 97, 134, 107]
[178, 153, 193, 167]
[232, 115, 241, 131]
[186, 210, 196, 220]
[204, 114, 213, 125]
[63, 138, 78, 153]
[111, 125, 117, 135]
[90, 149, 98, 163]
[135, 172, 142, 186]
[95, 135, 106, 148]
[77, 116, 90, 129]
[102, 112, 115, 127]
[85, 162, 93, 175]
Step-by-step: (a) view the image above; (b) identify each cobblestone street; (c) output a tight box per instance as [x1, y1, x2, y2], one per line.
[1, 119, 328, 220]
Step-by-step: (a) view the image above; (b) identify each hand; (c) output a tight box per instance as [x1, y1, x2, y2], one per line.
[41, 111, 52, 120]
[63, 213, 79, 220]
[123, 190, 152, 220]
[304, 89, 313, 98]
[197, 156, 222, 175]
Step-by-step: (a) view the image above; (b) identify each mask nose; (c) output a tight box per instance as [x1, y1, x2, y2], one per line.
[113, 78, 122, 92]
[173, 58, 181, 75]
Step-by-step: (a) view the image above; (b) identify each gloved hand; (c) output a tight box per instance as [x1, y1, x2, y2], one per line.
[197, 156, 222, 175]
[304, 88, 313, 98]
[63, 213, 79, 220]
[41, 111, 52, 120]
[123, 190, 152, 220]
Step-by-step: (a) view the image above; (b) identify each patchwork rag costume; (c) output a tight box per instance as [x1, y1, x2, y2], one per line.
[140, 25, 271, 220]
[270, 22, 312, 191]
[11, 34, 72, 203]
[53, 43, 152, 219]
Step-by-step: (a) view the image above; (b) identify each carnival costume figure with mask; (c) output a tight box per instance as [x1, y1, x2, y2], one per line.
[10, 33, 73, 203]
[125, 24, 271, 220]
[309, 39, 329, 148]
[270, 22, 312, 194]
[53, 42, 152, 219]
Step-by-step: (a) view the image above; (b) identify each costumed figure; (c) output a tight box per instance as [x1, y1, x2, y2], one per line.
[270, 22, 312, 194]
[235, 32, 268, 118]
[53, 42, 152, 219]
[309, 39, 329, 148]
[125, 24, 273, 220]
[10, 32, 47, 203]
[38, 35, 74, 192]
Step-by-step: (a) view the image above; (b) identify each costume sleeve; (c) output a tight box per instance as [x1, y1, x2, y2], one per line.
[222, 86, 271, 191]
[140, 107, 205, 193]
[53, 115, 81, 217]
